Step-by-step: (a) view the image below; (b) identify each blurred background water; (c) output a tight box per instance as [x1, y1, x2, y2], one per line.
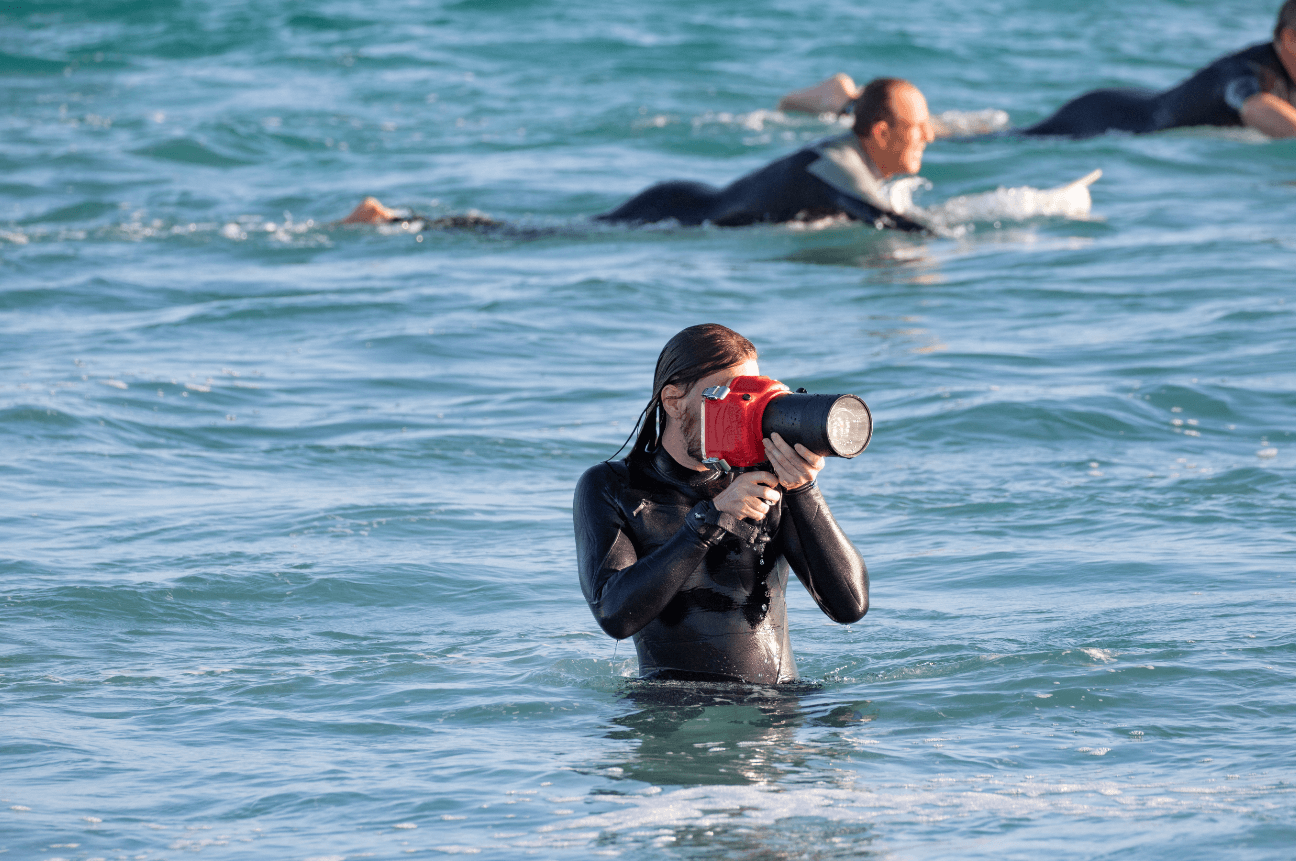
[2, 0, 1295, 858]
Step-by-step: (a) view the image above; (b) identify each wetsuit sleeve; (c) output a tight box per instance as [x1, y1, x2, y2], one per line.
[778, 482, 868, 623]
[573, 465, 729, 640]
[1225, 75, 1262, 112]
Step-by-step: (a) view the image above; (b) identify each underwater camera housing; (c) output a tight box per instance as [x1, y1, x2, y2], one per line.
[699, 375, 872, 472]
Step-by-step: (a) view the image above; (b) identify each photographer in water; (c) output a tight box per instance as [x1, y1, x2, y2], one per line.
[572, 324, 868, 685]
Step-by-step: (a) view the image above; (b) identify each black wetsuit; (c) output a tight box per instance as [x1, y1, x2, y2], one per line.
[1022, 42, 1296, 138]
[596, 132, 926, 231]
[573, 448, 867, 685]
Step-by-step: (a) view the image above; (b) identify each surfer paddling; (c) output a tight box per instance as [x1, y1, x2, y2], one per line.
[1021, 1, 1296, 138]
[594, 78, 933, 228]
[341, 79, 1101, 231]
[785, 2, 1296, 139]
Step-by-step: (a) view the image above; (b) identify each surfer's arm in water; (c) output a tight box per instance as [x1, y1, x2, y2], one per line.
[1240, 91, 1296, 137]
[341, 196, 398, 224]
[338, 197, 505, 230]
[779, 74, 861, 115]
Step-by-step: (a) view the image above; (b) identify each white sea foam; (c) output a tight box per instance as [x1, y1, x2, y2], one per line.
[690, 106, 1009, 138]
[1076, 747, 1111, 756]
[931, 108, 1011, 136]
[5, 214, 328, 248]
[168, 838, 227, 850]
[892, 169, 1102, 234]
[691, 108, 829, 135]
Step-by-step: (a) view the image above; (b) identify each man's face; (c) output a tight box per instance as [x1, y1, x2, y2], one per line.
[1280, 26, 1296, 68]
[675, 358, 760, 463]
[872, 85, 935, 177]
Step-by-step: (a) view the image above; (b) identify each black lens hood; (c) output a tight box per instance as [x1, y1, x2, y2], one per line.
[761, 393, 872, 458]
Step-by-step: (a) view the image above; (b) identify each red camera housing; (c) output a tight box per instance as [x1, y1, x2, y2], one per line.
[700, 375, 790, 469]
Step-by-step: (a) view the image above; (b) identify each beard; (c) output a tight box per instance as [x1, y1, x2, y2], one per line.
[679, 403, 705, 463]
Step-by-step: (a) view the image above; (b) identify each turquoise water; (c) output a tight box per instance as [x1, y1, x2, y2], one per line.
[3, 0, 1295, 858]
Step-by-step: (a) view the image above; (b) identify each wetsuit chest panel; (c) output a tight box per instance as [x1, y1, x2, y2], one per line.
[707, 149, 843, 226]
[620, 498, 694, 558]
[657, 550, 782, 629]
[804, 133, 890, 211]
[630, 496, 780, 600]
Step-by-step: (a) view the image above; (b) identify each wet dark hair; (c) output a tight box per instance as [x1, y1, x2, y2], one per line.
[852, 77, 912, 137]
[620, 324, 757, 461]
[1277, 0, 1296, 40]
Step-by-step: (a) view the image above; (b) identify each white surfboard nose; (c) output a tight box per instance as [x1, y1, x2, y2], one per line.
[1063, 168, 1103, 190]
[1044, 169, 1102, 218]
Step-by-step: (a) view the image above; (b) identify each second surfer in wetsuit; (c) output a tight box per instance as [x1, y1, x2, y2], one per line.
[781, 3, 1296, 140]
[596, 78, 932, 230]
[572, 324, 868, 685]
[1021, 4, 1296, 139]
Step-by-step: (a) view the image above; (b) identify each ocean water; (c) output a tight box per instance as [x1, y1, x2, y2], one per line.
[3, 0, 1295, 858]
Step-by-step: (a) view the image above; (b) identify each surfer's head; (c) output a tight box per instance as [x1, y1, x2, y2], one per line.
[1275, 1, 1296, 77]
[1276, 0, 1296, 41]
[853, 78, 935, 178]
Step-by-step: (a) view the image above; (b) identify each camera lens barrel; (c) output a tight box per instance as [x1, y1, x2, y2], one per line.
[760, 393, 872, 458]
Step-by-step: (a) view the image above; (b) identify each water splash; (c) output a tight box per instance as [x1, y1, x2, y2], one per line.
[884, 169, 1102, 235]
[931, 108, 1012, 137]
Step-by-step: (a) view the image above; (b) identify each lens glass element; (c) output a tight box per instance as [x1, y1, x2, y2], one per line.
[825, 396, 872, 457]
